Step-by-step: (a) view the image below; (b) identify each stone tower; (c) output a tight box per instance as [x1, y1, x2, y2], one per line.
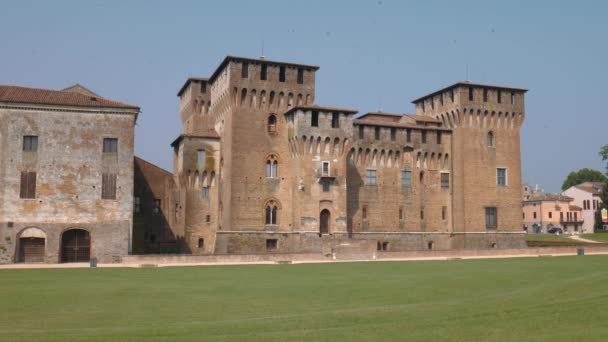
[411, 82, 527, 248]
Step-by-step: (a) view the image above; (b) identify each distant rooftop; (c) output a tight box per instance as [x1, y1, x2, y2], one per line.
[0, 85, 139, 110]
[284, 104, 358, 116]
[177, 77, 209, 97]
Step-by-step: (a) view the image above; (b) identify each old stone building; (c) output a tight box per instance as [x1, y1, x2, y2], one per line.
[137, 55, 528, 255]
[0, 85, 139, 263]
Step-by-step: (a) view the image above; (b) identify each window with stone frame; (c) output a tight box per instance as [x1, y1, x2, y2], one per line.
[267, 115, 277, 133]
[20, 171, 36, 199]
[401, 170, 412, 188]
[153, 199, 161, 214]
[103, 138, 118, 153]
[496, 168, 507, 186]
[331, 112, 340, 128]
[441, 173, 450, 189]
[265, 200, 278, 225]
[266, 239, 278, 250]
[311, 111, 319, 127]
[101, 173, 117, 200]
[279, 66, 286, 82]
[265, 155, 278, 178]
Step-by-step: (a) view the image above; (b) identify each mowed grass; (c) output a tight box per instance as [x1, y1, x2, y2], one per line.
[582, 233, 608, 242]
[1, 257, 608, 342]
[525, 233, 581, 243]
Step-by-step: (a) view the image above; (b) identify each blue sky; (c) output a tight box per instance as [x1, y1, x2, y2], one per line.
[1, 0, 606, 192]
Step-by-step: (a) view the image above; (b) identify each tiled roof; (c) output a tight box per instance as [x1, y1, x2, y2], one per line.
[569, 205, 582, 211]
[170, 132, 220, 147]
[353, 118, 451, 131]
[406, 114, 441, 123]
[0, 85, 139, 110]
[524, 193, 573, 202]
[357, 112, 404, 121]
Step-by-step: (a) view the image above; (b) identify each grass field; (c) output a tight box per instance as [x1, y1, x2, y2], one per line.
[525, 233, 585, 247]
[582, 233, 608, 242]
[1, 256, 608, 341]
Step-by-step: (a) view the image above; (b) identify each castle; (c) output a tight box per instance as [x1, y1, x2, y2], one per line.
[0, 55, 528, 263]
[133, 55, 528, 255]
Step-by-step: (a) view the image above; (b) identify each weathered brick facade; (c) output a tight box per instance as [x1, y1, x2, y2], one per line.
[146, 56, 528, 255]
[0, 85, 139, 263]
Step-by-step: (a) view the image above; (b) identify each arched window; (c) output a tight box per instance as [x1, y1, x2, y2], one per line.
[267, 115, 277, 133]
[265, 155, 278, 178]
[487, 131, 494, 147]
[265, 200, 279, 225]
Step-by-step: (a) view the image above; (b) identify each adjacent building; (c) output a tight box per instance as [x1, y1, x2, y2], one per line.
[136, 55, 529, 255]
[0, 85, 139, 263]
[522, 185, 582, 233]
[562, 182, 606, 233]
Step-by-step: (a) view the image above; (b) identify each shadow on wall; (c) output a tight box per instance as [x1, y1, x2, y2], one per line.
[346, 151, 362, 237]
[133, 159, 191, 254]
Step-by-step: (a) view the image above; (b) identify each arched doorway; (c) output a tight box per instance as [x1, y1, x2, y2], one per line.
[18, 228, 46, 263]
[61, 229, 91, 263]
[320, 209, 330, 235]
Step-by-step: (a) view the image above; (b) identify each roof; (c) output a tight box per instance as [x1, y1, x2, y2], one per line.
[569, 205, 583, 211]
[177, 77, 209, 97]
[62, 84, 99, 97]
[575, 182, 607, 195]
[353, 118, 451, 131]
[134, 156, 173, 177]
[411, 81, 529, 104]
[283, 104, 358, 116]
[357, 112, 404, 121]
[524, 193, 573, 203]
[0, 85, 139, 110]
[209, 55, 320, 83]
[170, 132, 220, 147]
[406, 114, 441, 123]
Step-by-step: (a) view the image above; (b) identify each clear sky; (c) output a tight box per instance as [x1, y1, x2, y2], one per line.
[1, 0, 606, 193]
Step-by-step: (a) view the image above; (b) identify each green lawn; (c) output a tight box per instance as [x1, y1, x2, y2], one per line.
[581, 233, 608, 242]
[1, 257, 608, 341]
[525, 233, 579, 243]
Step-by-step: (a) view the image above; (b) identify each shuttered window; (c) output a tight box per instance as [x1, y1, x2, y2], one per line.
[103, 138, 118, 153]
[20, 171, 36, 199]
[23, 136, 38, 152]
[101, 173, 117, 200]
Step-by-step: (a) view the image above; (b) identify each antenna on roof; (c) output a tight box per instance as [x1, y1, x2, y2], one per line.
[465, 63, 469, 82]
[378, 95, 383, 113]
[260, 38, 265, 60]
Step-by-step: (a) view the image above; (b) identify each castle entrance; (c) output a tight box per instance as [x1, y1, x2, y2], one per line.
[61, 229, 91, 263]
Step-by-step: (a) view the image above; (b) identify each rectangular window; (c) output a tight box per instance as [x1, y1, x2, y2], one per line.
[548, 212, 553, 219]
[450, 89, 454, 102]
[279, 66, 286, 82]
[534, 212, 537, 219]
[103, 138, 118, 153]
[260, 64, 267, 80]
[362, 205, 368, 219]
[420, 209, 424, 220]
[332, 112, 339, 128]
[511, 92, 515, 104]
[399, 207, 403, 220]
[374, 127, 380, 140]
[297, 68, 304, 84]
[322, 180, 330, 192]
[485, 207, 497, 229]
[401, 170, 412, 188]
[496, 168, 507, 186]
[153, 199, 161, 214]
[198, 238, 204, 248]
[206, 215, 211, 222]
[365, 169, 377, 186]
[430, 97, 434, 110]
[241, 62, 249, 78]
[321, 161, 330, 176]
[197, 149, 206, 167]
[101, 173, 117, 200]
[23, 136, 38, 152]
[442, 206, 447, 220]
[266, 239, 278, 251]
[200, 82, 206, 93]
[441, 173, 450, 189]
[574, 212, 578, 221]
[390, 127, 396, 141]
[311, 111, 319, 127]
[469, 87, 474, 101]
[359, 126, 364, 139]
[440, 94, 444, 106]
[134, 196, 141, 213]
[497, 90, 501, 103]
[483, 88, 488, 102]
[422, 102, 425, 112]
[436, 131, 442, 144]
[202, 187, 209, 198]
[19, 171, 36, 199]
[406, 129, 412, 143]
[421, 131, 427, 144]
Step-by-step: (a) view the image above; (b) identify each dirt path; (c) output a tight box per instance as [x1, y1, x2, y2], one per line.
[569, 235, 602, 243]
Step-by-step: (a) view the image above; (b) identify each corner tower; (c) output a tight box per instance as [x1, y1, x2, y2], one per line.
[412, 82, 527, 248]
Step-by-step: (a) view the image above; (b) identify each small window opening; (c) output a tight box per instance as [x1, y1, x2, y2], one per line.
[483, 88, 488, 102]
[362, 205, 368, 219]
[359, 126, 364, 139]
[206, 215, 211, 222]
[279, 66, 286, 82]
[322, 180, 330, 192]
[311, 111, 318, 127]
[331, 112, 339, 128]
[406, 129, 412, 143]
[297, 68, 304, 84]
[469, 87, 474, 101]
[487, 131, 494, 147]
[436, 131, 442, 144]
[390, 128, 396, 141]
[153, 199, 161, 214]
[103, 138, 118, 153]
[23, 135, 38, 152]
[241, 62, 249, 78]
[442, 206, 447, 220]
[200, 82, 207, 93]
[198, 238, 204, 248]
[427, 241, 434, 250]
[374, 127, 380, 140]
[497, 90, 501, 103]
[511, 92, 515, 104]
[260, 64, 267, 80]
[267, 115, 277, 133]
[266, 239, 278, 251]
[421, 131, 427, 144]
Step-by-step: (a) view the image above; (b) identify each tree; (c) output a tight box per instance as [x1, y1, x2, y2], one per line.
[601, 144, 608, 173]
[561, 168, 608, 191]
